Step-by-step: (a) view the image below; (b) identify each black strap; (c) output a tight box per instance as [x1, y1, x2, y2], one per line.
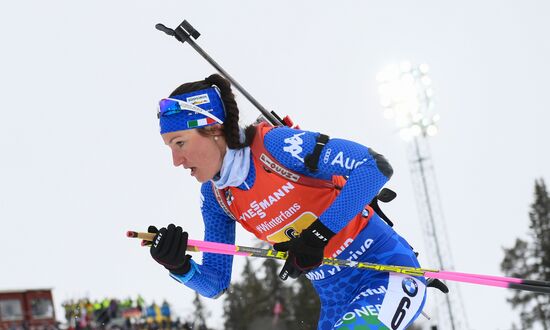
[304, 133, 329, 172]
[369, 188, 397, 227]
[427, 278, 449, 294]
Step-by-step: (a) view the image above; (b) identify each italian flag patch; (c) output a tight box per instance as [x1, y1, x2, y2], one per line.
[187, 117, 215, 128]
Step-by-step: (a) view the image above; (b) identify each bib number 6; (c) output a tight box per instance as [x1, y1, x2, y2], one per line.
[391, 297, 411, 329]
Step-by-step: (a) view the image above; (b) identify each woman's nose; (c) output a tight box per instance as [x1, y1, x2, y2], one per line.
[172, 149, 187, 167]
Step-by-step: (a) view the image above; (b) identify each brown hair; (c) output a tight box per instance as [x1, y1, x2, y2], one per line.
[169, 74, 256, 149]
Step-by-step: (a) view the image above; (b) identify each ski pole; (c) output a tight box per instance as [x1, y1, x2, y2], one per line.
[127, 231, 550, 294]
[155, 19, 284, 127]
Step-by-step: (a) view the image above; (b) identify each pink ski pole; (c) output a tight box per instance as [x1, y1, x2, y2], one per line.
[127, 231, 550, 294]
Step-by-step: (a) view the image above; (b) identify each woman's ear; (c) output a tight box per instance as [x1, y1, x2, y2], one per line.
[209, 124, 224, 136]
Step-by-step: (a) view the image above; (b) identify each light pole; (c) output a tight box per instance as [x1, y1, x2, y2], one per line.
[377, 62, 467, 330]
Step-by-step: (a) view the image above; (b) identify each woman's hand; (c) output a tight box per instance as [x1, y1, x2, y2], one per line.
[273, 219, 335, 280]
[147, 224, 192, 275]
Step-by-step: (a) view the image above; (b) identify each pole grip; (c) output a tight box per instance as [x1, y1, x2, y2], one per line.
[126, 231, 155, 241]
[155, 24, 175, 36]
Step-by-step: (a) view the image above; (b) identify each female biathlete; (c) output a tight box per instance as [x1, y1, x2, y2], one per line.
[147, 73, 427, 329]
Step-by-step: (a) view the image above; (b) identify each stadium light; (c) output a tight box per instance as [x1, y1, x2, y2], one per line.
[377, 62, 438, 141]
[377, 62, 469, 329]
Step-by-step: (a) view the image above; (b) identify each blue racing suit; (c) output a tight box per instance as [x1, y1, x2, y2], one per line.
[171, 125, 426, 329]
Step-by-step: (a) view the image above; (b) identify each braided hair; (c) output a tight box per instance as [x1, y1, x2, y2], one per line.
[169, 74, 256, 149]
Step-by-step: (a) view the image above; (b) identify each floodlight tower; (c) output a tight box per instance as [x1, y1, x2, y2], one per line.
[377, 62, 467, 330]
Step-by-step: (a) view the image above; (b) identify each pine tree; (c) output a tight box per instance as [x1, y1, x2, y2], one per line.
[192, 292, 210, 330]
[501, 178, 550, 329]
[223, 259, 267, 330]
[223, 280, 246, 330]
[261, 257, 296, 329]
[291, 276, 320, 329]
[223, 255, 322, 329]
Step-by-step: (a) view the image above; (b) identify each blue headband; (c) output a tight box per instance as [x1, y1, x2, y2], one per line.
[158, 86, 226, 134]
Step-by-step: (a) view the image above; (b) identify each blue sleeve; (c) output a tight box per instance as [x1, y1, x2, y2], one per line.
[263, 126, 392, 234]
[172, 183, 236, 298]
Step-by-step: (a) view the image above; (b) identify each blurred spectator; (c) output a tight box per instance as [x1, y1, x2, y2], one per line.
[61, 296, 192, 330]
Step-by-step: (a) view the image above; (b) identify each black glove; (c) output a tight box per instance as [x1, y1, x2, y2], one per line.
[148, 224, 192, 275]
[273, 219, 335, 280]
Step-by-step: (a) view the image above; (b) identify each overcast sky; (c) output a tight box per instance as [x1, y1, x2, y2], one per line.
[2, 1, 549, 329]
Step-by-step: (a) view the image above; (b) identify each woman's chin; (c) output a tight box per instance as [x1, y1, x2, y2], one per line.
[196, 177, 209, 183]
[191, 169, 217, 183]
[194, 173, 212, 183]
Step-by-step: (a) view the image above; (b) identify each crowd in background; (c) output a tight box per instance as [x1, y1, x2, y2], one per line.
[61, 296, 200, 330]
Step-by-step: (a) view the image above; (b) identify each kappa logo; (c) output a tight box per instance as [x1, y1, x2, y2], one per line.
[402, 278, 418, 297]
[283, 132, 306, 162]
